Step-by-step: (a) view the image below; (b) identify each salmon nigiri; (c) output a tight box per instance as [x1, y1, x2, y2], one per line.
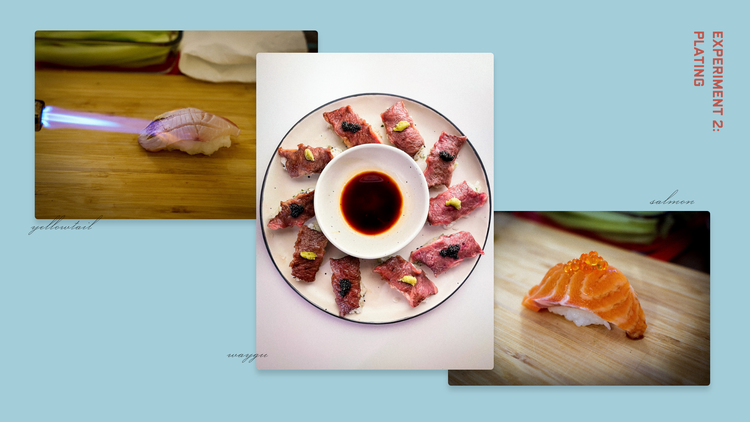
[138, 108, 240, 155]
[522, 251, 647, 339]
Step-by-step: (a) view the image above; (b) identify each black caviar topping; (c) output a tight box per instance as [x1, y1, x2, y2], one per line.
[341, 121, 361, 133]
[439, 151, 455, 162]
[289, 203, 304, 218]
[339, 279, 352, 297]
[439, 244, 461, 259]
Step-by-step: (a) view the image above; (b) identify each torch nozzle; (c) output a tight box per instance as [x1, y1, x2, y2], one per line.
[35, 100, 45, 132]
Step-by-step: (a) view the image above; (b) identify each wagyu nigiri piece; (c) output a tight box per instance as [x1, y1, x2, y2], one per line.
[423, 132, 467, 188]
[290, 225, 328, 283]
[267, 190, 315, 230]
[410, 231, 484, 276]
[427, 181, 488, 226]
[278, 144, 334, 178]
[330, 255, 365, 316]
[381, 101, 424, 157]
[373, 256, 438, 307]
[323, 105, 382, 148]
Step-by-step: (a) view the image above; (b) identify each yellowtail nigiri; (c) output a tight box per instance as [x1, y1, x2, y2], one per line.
[138, 108, 240, 155]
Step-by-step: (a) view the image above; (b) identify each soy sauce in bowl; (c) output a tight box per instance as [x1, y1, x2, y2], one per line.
[341, 171, 403, 235]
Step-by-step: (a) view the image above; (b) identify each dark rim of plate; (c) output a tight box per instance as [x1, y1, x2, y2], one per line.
[259, 93, 492, 325]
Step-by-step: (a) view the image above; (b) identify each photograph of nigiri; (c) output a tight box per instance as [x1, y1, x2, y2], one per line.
[255, 53, 494, 369]
[35, 30, 316, 219]
[449, 211, 710, 385]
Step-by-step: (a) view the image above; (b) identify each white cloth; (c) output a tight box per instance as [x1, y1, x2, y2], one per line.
[178, 31, 308, 83]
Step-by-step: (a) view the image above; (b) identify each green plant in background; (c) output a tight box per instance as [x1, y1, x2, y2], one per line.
[540, 211, 688, 244]
[35, 31, 180, 68]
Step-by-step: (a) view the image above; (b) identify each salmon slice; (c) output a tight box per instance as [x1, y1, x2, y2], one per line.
[138, 108, 241, 155]
[522, 251, 647, 339]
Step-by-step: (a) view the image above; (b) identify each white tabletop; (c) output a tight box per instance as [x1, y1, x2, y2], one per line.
[255, 53, 494, 369]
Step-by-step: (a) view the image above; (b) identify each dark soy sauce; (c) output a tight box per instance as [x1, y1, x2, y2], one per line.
[341, 171, 403, 235]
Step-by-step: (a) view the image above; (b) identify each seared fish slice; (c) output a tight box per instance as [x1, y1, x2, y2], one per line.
[138, 108, 240, 155]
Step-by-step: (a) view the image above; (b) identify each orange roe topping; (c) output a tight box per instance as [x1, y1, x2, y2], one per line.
[570, 259, 580, 271]
[563, 251, 608, 273]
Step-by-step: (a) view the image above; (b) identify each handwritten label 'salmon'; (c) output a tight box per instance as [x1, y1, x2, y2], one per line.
[650, 190, 695, 205]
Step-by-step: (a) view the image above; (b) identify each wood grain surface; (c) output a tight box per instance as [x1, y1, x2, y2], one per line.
[449, 212, 710, 385]
[35, 70, 256, 219]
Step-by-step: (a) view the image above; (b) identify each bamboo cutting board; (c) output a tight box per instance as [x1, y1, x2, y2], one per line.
[35, 70, 256, 219]
[449, 213, 710, 385]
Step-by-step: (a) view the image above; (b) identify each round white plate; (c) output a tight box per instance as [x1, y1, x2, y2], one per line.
[259, 93, 491, 324]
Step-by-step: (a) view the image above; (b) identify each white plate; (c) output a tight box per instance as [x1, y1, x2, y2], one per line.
[259, 93, 491, 324]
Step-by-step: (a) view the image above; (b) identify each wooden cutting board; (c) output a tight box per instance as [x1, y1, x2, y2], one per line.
[449, 213, 710, 385]
[35, 70, 256, 219]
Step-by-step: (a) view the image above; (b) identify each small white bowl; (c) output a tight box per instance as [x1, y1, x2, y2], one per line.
[314, 144, 429, 259]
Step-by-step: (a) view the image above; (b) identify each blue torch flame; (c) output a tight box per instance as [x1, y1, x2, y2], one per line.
[41, 106, 150, 134]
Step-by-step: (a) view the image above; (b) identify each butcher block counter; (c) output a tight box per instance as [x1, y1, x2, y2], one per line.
[35, 70, 255, 219]
[449, 213, 710, 385]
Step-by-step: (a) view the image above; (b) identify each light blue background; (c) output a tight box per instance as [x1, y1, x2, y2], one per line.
[3, 1, 747, 421]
